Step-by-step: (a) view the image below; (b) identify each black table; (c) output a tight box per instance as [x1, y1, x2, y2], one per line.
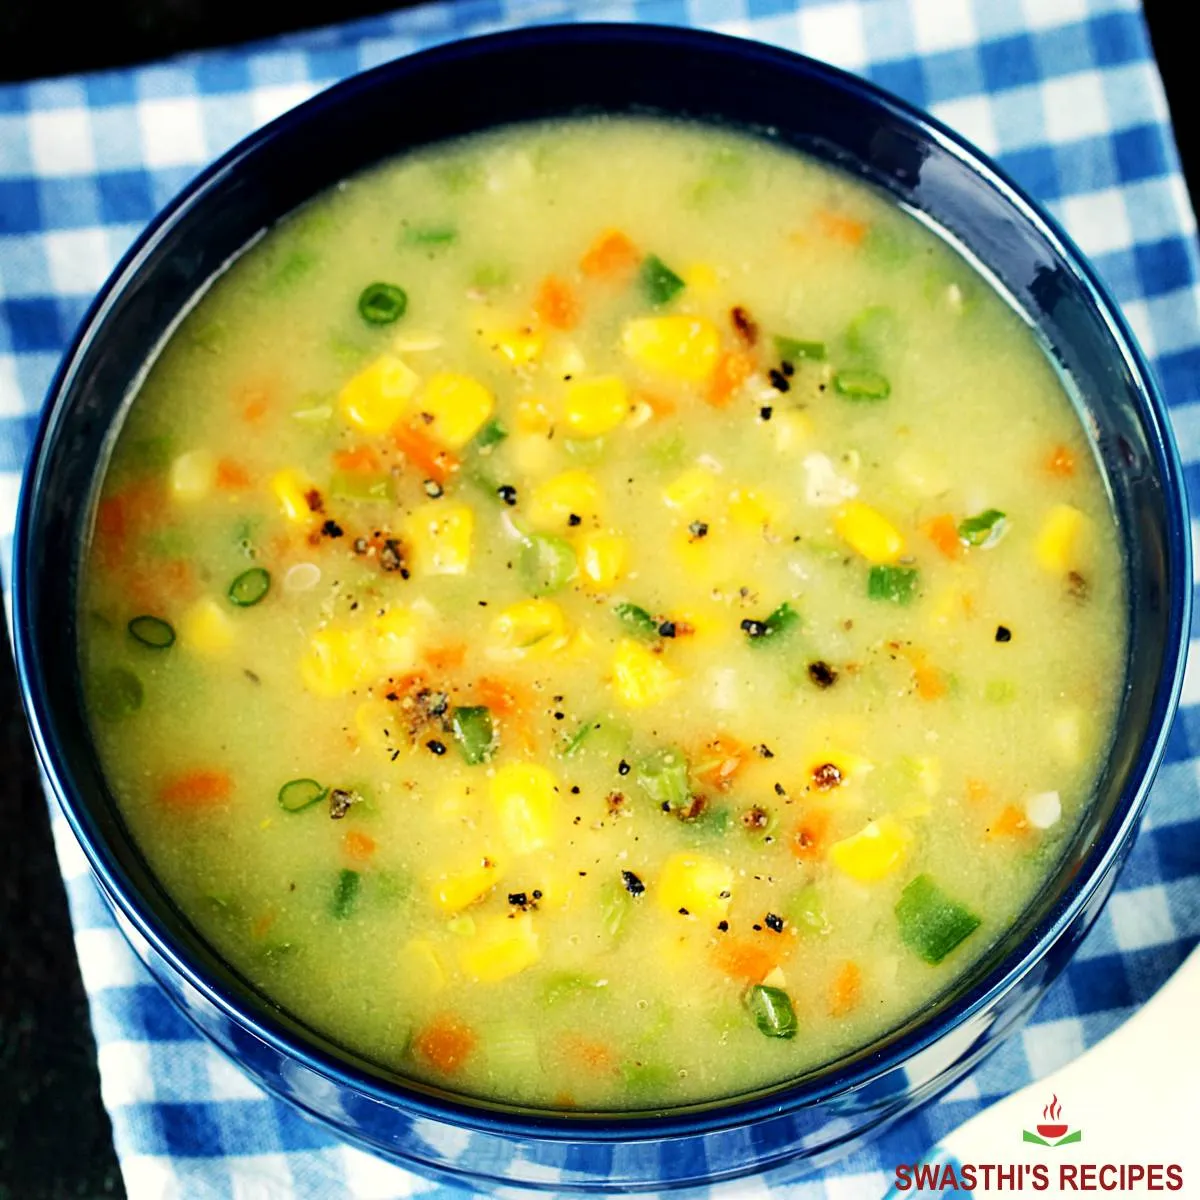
[0, 2, 1194, 1194]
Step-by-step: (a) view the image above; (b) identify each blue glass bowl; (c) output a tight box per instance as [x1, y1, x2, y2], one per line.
[12, 24, 1191, 1192]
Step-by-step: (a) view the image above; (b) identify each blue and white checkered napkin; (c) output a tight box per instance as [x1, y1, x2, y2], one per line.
[3, 0, 1200, 1195]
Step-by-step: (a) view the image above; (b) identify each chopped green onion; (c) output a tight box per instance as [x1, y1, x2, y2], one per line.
[600, 879, 632, 942]
[330, 471, 391, 503]
[330, 869, 361, 921]
[94, 667, 143, 721]
[635, 747, 691, 810]
[867, 565, 919, 605]
[621, 1060, 675, 1094]
[745, 984, 798, 1039]
[640, 254, 685, 306]
[895, 874, 981, 964]
[128, 615, 175, 650]
[787, 884, 832, 935]
[742, 601, 799, 647]
[450, 706, 496, 765]
[228, 567, 271, 607]
[688, 805, 734, 836]
[270, 249, 316, 292]
[543, 972, 609, 1005]
[958, 508, 1008, 548]
[845, 304, 898, 360]
[474, 419, 508, 450]
[985, 679, 1017, 705]
[357, 282, 408, 325]
[834, 368, 891, 400]
[405, 225, 457, 247]
[518, 534, 577, 596]
[471, 263, 510, 288]
[774, 336, 826, 363]
[614, 602, 660, 641]
[563, 437, 606, 464]
[278, 778, 327, 813]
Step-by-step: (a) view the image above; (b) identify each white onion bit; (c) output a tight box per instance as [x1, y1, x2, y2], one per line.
[284, 562, 321, 593]
[1025, 790, 1062, 830]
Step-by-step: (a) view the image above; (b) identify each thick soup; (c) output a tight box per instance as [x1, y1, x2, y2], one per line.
[81, 118, 1125, 1110]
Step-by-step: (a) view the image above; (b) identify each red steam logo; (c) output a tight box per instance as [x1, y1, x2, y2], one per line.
[1037, 1095, 1068, 1141]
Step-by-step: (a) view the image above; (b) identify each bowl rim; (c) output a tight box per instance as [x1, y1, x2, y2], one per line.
[12, 20, 1193, 1143]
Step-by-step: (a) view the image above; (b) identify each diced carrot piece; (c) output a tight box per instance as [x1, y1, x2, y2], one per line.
[989, 804, 1030, 839]
[1046, 444, 1075, 478]
[693, 734, 748, 792]
[707, 348, 755, 407]
[580, 230, 640, 279]
[476, 677, 522, 714]
[829, 961, 862, 1017]
[424, 643, 466, 672]
[636, 390, 676, 418]
[817, 211, 868, 246]
[902, 648, 948, 700]
[559, 1034, 616, 1073]
[242, 393, 269, 422]
[533, 275, 581, 331]
[393, 423, 459, 486]
[343, 830, 377, 862]
[791, 809, 832, 861]
[712, 940, 779, 984]
[158, 769, 233, 809]
[413, 1016, 476, 1075]
[333, 446, 382, 473]
[966, 778, 991, 804]
[924, 514, 963, 560]
[216, 459, 252, 490]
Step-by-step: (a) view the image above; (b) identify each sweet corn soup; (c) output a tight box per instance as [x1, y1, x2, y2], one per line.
[81, 118, 1125, 1109]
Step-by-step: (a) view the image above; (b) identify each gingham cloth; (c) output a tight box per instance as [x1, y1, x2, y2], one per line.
[2, 0, 1199, 1196]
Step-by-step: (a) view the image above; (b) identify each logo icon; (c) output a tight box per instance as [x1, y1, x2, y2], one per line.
[1023, 1095, 1082, 1147]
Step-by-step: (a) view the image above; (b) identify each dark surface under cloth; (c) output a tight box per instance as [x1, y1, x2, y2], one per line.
[0, 1, 1195, 1195]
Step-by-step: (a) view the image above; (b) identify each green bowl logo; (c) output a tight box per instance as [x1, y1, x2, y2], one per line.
[1023, 1095, 1082, 1147]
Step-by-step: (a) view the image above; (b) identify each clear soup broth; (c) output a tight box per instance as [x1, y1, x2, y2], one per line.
[81, 117, 1125, 1110]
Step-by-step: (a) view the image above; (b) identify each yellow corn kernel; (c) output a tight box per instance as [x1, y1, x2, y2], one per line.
[271, 469, 315, 524]
[490, 763, 559, 855]
[656, 852, 733, 919]
[515, 395, 553, 434]
[611, 638, 679, 708]
[169, 450, 215, 502]
[368, 607, 421, 674]
[728, 486, 783, 529]
[562, 626, 598, 663]
[1051, 708, 1084, 765]
[339, 354, 419, 434]
[562, 376, 630, 439]
[622, 315, 721, 382]
[403, 502, 474, 575]
[355, 699, 398, 756]
[528, 469, 602, 530]
[475, 313, 545, 366]
[489, 598, 569, 659]
[179, 597, 235, 656]
[682, 262, 718, 293]
[417, 372, 494, 449]
[772, 409, 813, 454]
[403, 938, 445, 993]
[576, 531, 629, 590]
[300, 627, 366, 696]
[459, 912, 540, 983]
[433, 857, 503, 913]
[1036, 504, 1085, 572]
[508, 431, 556, 477]
[835, 501, 906, 563]
[662, 466, 718, 513]
[829, 816, 912, 883]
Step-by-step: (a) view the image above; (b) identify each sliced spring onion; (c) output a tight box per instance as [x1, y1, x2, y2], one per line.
[787, 883, 831, 935]
[543, 972, 609, 1005]
[957, 508, 1008, 548]
[94, 666, 144, 721]
[867, 565, 919, 605]
[613, 602, 660, 641]
[450, 706, 496, 766]
[228, 567, 271, 607]
[845, 304, 898, 360]
[405, 225, 457, 247]
[330, 869, 361, 921]
[278, 778, 327, 814]
[639, 254, 685, 306]
[518, 534, 577, 597]
[745, 984, 798, 1039]
[474, 418, 508, 450]
[357, 281, 408, 325]
[600, 879, 631, 942]
[774, 335, 826, 363]
[833, 367, 891, 400]
[330, 471, 391, 503]
[128, 615, 175, 650]
[634, 747, 690, 810]
[742, 601, 799, 647]
[895, 874, 981, 964]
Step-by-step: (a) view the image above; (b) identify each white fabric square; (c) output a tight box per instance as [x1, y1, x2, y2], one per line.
[932, 95, 999, 155]
[1109, 886, 1176, 952]
[228, 1154, 296, 1200]
[1120, 297, 1157, 361]
[44, 227, 113, 295]
[1021, 1017, 1085, 1077]
[251, 83, 319, 127]
[1041, 71, 1110, 144]
[825, 1172, 892, 1200]
[1020, 0, 1088, 30]
[75, 927, 141, 991]
[206, 1046, 266, 1101]
[1179, 637, 1200, 706]
[98, 1040, 157, 1106]
[0, 356, 25, 419]
[28, 106, 95, 176]
[911, 0, 976, 54]
[341, 1145, 431, 1198]
[1058, 188, 1134, 257]
[119, 1155, 183, 1200]
[138, 96, 207, 168]
[798, 3, 867, 70]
